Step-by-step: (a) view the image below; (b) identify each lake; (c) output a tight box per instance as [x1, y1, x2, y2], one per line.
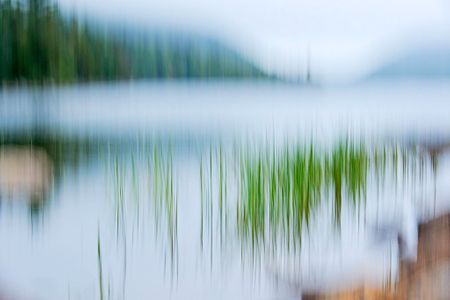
[1, 80, 450, 299]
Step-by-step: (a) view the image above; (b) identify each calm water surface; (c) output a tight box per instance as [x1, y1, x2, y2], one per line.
[1, 81, 450, 299]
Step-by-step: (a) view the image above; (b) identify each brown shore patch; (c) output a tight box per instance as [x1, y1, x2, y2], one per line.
[0, 146, 53, 201]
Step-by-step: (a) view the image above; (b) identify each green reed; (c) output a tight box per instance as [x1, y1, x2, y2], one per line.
[106, 137, 433, 277]
[149, 142, 178, 278]
[113, 157, 126, 240]
[97, 231, 104, 300]
[237, 140, 370, 252]
[236, 137, 436, 257]
[109, 141, 179, 281]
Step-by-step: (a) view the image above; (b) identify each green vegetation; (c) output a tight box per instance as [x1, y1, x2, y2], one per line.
[150, 143, 178, 268]
[235, 140, 429, 253]
[97, 231, 104, 300]
[0, 0, 266, 84]
[7, 133, 429, 269]
[237, 142, 367, 251]
[103, 138, 431, 262]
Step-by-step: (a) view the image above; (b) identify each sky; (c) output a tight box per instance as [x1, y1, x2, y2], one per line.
[58, 0, 450, 82]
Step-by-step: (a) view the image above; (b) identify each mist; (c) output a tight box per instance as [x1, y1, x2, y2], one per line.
[55, 0, 450, 82]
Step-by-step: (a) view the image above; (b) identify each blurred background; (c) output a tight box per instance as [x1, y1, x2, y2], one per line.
[1, 0, 450, 299]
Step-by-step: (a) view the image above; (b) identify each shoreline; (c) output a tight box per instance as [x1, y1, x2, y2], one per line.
[302, 211, 450, 299]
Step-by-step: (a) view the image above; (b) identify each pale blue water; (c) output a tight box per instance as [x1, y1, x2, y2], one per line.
[0, 80, 450, 299]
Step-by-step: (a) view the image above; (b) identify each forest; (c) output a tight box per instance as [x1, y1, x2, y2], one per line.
[0, 0, 266, 83]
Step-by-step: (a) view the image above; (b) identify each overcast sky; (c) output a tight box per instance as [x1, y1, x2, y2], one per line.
[58, 0, 450, 82]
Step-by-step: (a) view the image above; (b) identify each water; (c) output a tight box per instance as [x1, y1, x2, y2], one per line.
[1, 80, 450, 299]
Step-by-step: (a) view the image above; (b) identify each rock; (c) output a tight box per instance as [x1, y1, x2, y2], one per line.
[0, 146, 53, 201]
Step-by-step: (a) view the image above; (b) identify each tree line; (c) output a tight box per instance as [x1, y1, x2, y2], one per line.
[0, 0, 266, 84]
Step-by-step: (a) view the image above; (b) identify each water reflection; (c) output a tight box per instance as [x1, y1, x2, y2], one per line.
[70, 135, 436, 299]
[1, 83, 449, 299]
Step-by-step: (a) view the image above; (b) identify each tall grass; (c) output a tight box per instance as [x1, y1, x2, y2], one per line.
[106, 137, 433, 278]
[109, 141, 179, 283]
[149, 142, 178, 278]
[237, 140, 370, 253]
[97, 231, 104, 300]
[235, 137, 436, 258]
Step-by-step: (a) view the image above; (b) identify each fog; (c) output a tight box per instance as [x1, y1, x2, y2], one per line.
[57, 0, 450, 82]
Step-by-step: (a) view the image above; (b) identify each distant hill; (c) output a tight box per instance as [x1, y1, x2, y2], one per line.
[0, 0, 268, 84]
[368, 44, 450, 79]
